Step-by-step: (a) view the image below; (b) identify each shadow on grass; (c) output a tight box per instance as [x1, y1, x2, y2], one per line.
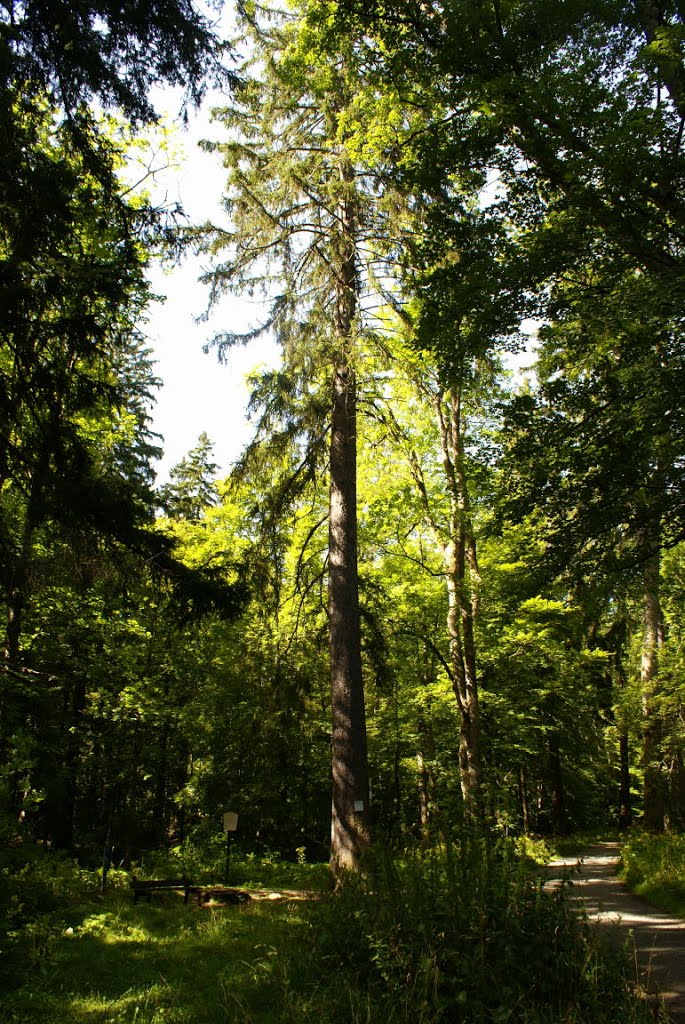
[1, 895, 313, 1024]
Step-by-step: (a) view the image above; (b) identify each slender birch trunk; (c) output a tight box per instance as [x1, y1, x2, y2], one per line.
[398, 379, 483, 815]
[438, 388, 482, 812]
[615, 659, 633, 829]
[417, 713, 437, 838]
[642, 543, 666, 831]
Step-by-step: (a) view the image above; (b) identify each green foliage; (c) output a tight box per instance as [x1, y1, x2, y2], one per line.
[514, 834, 556, 867]
[137, 833, 228, 883]
[307, 833, 656, 1023]
[621, 831, 685, 916]
[136, 836, 332, 891]
[159, 433, 220, 521]
[0, 839, 98, 995]
[6, 0, 685, 962]
[318, 0, 685, 832]
[0, 839, 664, 1024]
[0, 0, 229, 125]
[132, 833, 329, 891]
[0, 10, 247, 866]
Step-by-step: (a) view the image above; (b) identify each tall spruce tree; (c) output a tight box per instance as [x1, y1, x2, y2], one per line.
[160, 433, 220, 522]
[202, 2, 382, 871]
[0, 102, 156, 665]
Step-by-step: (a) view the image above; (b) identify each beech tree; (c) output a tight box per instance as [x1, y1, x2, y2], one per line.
[327, 0, 685, 831]
[368, 350, 488, 813]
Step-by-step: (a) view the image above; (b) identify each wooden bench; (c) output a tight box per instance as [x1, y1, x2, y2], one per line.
[130, 877, 192, 904]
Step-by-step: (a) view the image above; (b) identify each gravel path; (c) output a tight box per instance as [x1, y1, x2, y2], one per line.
[545, 842, 685, 1021]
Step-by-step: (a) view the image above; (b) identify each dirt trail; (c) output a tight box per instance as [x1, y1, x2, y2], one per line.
[546, 842, 685, 1021]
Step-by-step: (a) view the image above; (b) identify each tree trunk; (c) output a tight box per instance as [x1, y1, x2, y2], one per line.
[446, 554, 481, 811]
[417, 750, 431, 833]
[328, 160, 370, 874]
[2, 470, 44, 818]
[614, 655, 633, 830]
[669, 748, 685, 830]
[619, 730, 633, 830]
[329, 358, 370, 871]
[153, 724, 169, 836]
[439, 388, 481, 813]
[518, 766, 531, 835]
[417, 714, 437, 839]
[548, 732, 568, 835]
[642, 546, 666, 832]
[394, 378, 482, 817]
[536, 777, 547, 833]
[46, 674, 87, 849]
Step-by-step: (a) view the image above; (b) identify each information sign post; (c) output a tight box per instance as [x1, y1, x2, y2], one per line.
[223, 811, 238, 886]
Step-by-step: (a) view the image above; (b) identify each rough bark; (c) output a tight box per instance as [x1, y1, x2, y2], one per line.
[669, 748, 685, 830]
[417, 714, 437, 838]
[328, 162, 370, 874]
[329, 359, 370, 871]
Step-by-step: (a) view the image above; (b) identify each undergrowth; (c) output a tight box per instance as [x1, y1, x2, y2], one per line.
[621, 830, 685, 916]
[0, 831, 667, 1023]
[305, 834, 660, 1023]
[139, 838, 331, 891]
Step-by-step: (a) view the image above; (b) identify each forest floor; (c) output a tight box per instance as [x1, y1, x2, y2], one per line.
[545, 843, 685, 1022]
[4, 845, 683, 1023]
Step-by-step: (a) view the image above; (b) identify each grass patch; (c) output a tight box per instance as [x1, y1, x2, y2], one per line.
[620, 830, 685, 916]
[1, 889, 315, 1024]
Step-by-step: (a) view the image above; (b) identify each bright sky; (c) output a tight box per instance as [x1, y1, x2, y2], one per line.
[142, 68, 279, 485]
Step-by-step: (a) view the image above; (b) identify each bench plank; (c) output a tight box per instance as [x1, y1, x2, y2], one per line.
[131, 878, 192, 904]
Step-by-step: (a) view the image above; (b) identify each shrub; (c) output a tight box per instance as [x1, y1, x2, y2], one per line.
[306, 831, 660, 1023]
[621, 830, 685, 914]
